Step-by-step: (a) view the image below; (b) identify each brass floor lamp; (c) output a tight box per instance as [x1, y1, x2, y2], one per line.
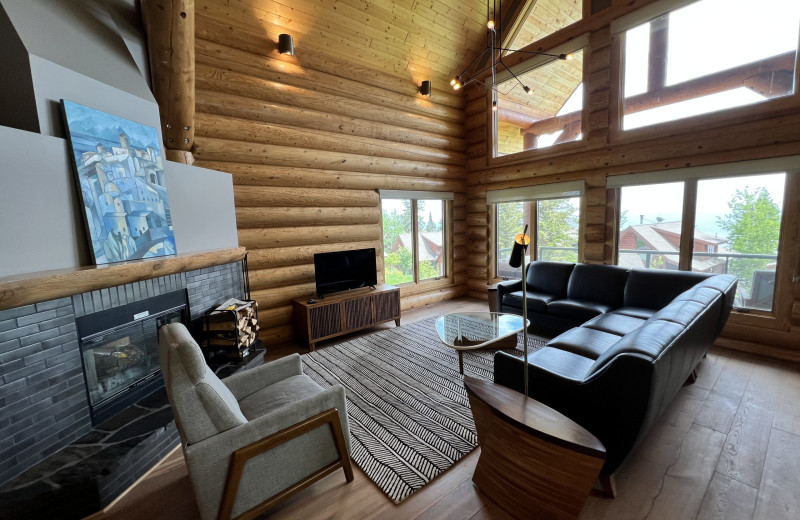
[507, 225, 530, 396]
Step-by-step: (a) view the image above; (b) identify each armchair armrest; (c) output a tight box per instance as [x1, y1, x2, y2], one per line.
[185, 384, 350, 519]
[223, 353, 303, 400]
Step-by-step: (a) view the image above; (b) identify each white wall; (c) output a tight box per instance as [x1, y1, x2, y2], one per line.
[0, 126, 87, 277]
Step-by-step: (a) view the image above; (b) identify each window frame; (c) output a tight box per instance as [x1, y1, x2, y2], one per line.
[609, 0, 800, 143]
[609, 157, 799, 325]
[379, 192, 453, 290]
[489, 34, 591, 164]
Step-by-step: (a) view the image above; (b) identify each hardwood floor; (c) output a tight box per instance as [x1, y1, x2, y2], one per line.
[98, 297, 800, 520]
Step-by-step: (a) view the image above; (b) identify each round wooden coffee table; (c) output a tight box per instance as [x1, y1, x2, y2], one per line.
[435, 312, 528, 374]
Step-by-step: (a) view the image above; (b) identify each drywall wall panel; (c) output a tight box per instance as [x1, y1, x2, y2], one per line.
[165, 162, 239, 254]
[0, 125, 86, 277]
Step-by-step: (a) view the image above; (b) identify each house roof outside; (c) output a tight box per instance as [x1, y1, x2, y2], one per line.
[620, 221, 728, 272]
[394, 232, 442, 262]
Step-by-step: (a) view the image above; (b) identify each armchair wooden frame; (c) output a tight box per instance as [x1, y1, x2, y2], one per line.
[218, 408, 354, 520]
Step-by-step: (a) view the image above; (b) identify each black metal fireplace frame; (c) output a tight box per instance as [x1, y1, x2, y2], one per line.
[76, 289, 189, 425]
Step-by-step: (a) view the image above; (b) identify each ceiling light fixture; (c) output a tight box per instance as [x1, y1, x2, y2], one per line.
[278, 34, 294, 55]
[450, 0, 573, 97]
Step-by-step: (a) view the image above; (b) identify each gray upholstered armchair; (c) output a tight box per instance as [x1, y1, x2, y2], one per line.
[158, 323, 353, 520]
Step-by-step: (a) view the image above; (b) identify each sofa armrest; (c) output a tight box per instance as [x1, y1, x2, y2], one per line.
[222, 353, 303, 400]
[496, 279, 523, 298]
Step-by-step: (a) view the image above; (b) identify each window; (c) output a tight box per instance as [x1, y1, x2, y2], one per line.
[495, 48, 585, 155]
[617, 182, 685, 270]
[381, 194, 449, 285]
[612, 168, 789, 312]
[621, 0, 800, 130]
[693, 173, 785, 310]
[496, 198, 581, 278]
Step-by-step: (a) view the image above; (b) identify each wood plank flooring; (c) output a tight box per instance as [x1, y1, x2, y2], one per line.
[97, 297, 800, 520]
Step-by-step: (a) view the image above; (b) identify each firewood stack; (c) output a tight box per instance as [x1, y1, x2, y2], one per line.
[203, 300, 260, 362]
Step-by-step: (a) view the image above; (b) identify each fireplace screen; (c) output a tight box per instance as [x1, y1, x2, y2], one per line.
[77, 290, 188, 424]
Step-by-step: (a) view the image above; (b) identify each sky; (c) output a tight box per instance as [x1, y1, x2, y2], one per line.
[620, 173, 786, 238]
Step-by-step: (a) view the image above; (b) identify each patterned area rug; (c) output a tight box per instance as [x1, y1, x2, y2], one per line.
[302, 316, 546, 503]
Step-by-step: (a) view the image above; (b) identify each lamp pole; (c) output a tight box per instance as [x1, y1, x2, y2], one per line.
[508, 225, 530, 397]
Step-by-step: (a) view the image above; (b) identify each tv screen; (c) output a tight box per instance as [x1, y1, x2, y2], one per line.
[314, 248, 378, 297]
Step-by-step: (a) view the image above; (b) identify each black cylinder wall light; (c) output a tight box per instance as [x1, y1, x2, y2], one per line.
[278, 34, 295, 55]
[419, 80, 432, 97]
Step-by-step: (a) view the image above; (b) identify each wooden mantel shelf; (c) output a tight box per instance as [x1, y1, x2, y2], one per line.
[0, 247, 247, 312]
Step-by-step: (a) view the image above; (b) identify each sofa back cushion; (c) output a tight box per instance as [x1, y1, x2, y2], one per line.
[624, 269, 710, 310]
[526, 261, 575, 298]
[567, 264, 629, 308]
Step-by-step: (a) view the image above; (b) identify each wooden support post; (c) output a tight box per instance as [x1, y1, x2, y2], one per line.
[141, 0, 196, 157]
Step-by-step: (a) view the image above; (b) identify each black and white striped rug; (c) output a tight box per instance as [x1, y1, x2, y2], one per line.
[302, 316, 545, 503]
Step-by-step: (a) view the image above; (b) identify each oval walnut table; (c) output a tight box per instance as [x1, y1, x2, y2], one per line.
[464, 376, 606, 520]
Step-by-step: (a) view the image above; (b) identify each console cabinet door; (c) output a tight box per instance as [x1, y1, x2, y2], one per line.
[309, 303, 342, 340]
[374, 290, 400, 323]
[344, 296, 373, 332]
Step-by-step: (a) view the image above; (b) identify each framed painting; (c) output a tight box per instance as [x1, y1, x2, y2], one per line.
[61, 100, 176, 265]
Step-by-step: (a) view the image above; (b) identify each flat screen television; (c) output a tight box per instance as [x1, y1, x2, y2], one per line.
[314, 248, 378, 297]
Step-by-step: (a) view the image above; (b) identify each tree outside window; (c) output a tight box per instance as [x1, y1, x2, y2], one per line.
[382, 198, 446, 285]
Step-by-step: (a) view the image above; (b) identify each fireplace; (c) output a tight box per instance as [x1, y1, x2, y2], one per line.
[76, 290, 189, 425]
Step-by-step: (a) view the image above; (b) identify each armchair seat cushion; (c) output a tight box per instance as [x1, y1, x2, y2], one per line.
[547, 298, 613, 322]
[501, 290, 555, 313]
[239, 374, 325, 420]
[547, 327, 621, 359]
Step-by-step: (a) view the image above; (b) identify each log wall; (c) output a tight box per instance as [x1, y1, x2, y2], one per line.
[192, 5, 468, 345]
[464, 9, 800, 361]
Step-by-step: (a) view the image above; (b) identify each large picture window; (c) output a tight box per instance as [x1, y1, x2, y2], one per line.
[613, 169, 787, 312]
[381, 194, 449, 286]
[621, 0, 800, 130]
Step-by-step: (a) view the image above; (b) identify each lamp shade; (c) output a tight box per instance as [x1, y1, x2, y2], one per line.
[278, 34, 294, 55]
[508, 232, 530, 269]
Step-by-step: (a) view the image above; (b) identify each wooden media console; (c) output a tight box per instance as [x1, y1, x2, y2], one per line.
[292, 285, 400, 350]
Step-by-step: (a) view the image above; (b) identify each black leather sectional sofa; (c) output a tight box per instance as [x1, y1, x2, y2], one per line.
[493, 262, 737, 476]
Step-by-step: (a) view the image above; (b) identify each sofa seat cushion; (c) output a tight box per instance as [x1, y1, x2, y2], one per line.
[547, 326, 622, 359]
[583, 313, 647, 336]
[587, 320, 686, 378]
[612, 306, 657, 320]
[501, 290, 555, 313]
[526, 347, 595, 381]
[238, 374, 323, 420]
[547, 298, 613, 322]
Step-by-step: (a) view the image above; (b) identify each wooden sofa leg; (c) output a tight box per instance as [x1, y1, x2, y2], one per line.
[597, 473, 617, 498]
[684, 369, 698, 386]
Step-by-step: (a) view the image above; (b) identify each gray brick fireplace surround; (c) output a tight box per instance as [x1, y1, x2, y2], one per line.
[0, 261, 243, 487]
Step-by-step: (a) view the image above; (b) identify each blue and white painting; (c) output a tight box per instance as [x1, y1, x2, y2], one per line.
[61, 100, 176, 265]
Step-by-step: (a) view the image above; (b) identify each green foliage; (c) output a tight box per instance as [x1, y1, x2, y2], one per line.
[497, 202, 524, 263]
[419, 261, 441, 280]
[717, 186, 781, 291]
[382, 206, 411, 253]
[536, 199, 579, 262]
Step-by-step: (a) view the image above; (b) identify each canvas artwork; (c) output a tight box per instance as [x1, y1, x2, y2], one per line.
[61, 100, 176, 265]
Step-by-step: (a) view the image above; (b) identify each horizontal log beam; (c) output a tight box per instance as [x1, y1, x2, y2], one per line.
[233, 186, 379, 208]
[239, 224, 380, 249]
[250, 265, 315, 291]
[194, 35, 464, 123]
[247, 241, 380, 270]
[195, 162, 465, 192]
[236, 207, 381, 229]
[196, 89, 465, 152]
[195, 112, 466, 165]
[194, 137, 465, 179]
[0, 248, 246, 312]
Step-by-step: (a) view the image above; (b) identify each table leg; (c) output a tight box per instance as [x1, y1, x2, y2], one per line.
[458, 351, 464, 375]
